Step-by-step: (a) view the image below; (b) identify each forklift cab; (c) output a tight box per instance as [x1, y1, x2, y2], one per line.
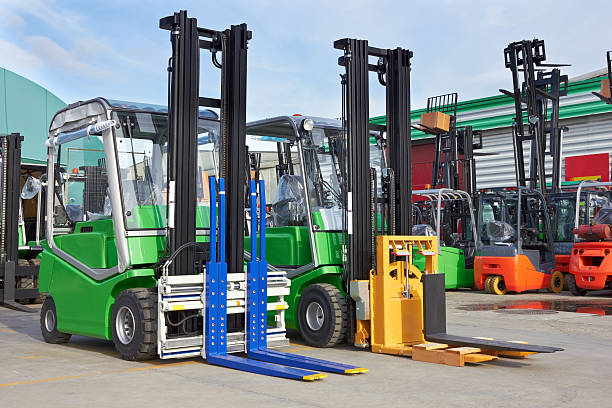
[44, 98, 219, 273]
[244, 116, 345, 270]
[475, 187, 555, 293]
[412, 189, 478, 289]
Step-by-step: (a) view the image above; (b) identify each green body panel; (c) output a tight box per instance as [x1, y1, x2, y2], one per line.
[245, 224, 346, 330]
[312, 232, 343, 265]
[284, 266, 344, 330]
[38, 242, 156, 339]
[54, 219, 118, 269]
[246, 226, 313, 266]
[127, 236, 166, 265]
[127, 205, 210, 264]
[127, 205, 210, 230]
[412, 246, 474, 289]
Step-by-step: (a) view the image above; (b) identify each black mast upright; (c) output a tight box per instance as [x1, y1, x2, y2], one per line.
[219, 24, 249, 277]
[162, 11, 199, 275]
[335, 38, 371, 283]
[386, 47, 413, 236]
[0, 132, 39, 312]
[161, 11, 250, 276]
[501, 39, 568, 194]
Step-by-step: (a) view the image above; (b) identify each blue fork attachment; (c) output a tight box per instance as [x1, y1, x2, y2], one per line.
[205, 177, 325, 381]
[245, 179, 367, 375]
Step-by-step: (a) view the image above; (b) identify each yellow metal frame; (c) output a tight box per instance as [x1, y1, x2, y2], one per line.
[354, 235, 438, 355]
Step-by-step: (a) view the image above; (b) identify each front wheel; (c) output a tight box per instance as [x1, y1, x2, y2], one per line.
[567, 274, 587, 297]
[40, 296, 71, 344]
[548, 270, 564, 293]
[297, 283, 347, 347]
[111, 288, 157, 360]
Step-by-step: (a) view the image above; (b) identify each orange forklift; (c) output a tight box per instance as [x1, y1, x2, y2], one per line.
[475, 39, 568, 295]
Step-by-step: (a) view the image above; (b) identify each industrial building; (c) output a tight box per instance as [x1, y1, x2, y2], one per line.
[371, 73, 612, 189]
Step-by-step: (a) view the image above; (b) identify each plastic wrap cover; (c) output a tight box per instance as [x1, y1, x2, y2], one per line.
[594, 207, 612, 225]
[49, 100, 108, 135]
[272, 174, 307, 226]
[486, 220, 516, 242]
[412, 223, 436, 237]
[65, 204, 83, 223]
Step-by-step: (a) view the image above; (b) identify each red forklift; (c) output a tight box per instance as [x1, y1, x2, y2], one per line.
[568, 53, 612, 294]
[567, 181, 612, 295]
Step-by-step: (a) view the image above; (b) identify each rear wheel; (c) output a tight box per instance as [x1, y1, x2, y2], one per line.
[484, 275, 494, 294]
[297, 283, 347, 347]
[111, 288, 157, 360]
[563, 273, 571, 292]
[40, 296, 71, 344]
[567, 274, 587, 296]
[490, 276, 507, 295]
[548, 270, 564, 293]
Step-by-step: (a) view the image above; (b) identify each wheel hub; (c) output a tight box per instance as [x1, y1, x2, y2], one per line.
[44, 309, 55, 332]
[305, 301, 325, 331]
[116, 306, 136, 344]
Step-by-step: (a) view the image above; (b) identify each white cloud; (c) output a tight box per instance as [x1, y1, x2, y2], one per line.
[0, 0, 610, 117]
[25, 35, 113, 79]
[0, 0, 85, 33]
[0, 38, 43, 74]
[0, 8, 25, 29]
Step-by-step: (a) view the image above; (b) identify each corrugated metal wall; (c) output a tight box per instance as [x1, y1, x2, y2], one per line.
[476, 112, 612, 188]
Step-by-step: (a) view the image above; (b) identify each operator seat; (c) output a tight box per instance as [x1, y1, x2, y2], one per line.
[271, 174, 307, 227]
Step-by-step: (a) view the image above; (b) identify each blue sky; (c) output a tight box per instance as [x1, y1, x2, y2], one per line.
[0, 0, 610, 120]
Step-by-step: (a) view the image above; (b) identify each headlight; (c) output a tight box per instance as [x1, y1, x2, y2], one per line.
[301, 118, 314, 131]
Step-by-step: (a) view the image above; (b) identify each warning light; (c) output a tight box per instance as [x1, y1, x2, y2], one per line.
[292, 113, 302, 116]
[72, 168, 79, 174]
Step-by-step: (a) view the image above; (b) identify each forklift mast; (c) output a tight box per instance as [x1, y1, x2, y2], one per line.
[335, 39, 412, 345]
[501, 39, 568, 194]
[160, 11, 250, 276]
[335, 39, 413, 281]
[0, 133, 22, 266]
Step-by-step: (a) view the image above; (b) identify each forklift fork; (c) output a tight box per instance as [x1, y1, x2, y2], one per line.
[205, 178, 366, 380]
[205, 177, 326, 380]
[245, 180, 367, 375]
[422, 273, 562, 353]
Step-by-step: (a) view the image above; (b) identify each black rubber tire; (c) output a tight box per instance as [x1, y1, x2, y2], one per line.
[40, 296, 72, 344]
[484, 276, 493, 294]
[111, 288, 157, 361]
[297, 283, 347, 348]
[548, 270, 564, 293]
[567, 274, 587, 296]
[563, 273, 571, 292]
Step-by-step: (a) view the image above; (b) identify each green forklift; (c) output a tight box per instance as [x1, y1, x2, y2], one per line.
[36, 10, 364, 380]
